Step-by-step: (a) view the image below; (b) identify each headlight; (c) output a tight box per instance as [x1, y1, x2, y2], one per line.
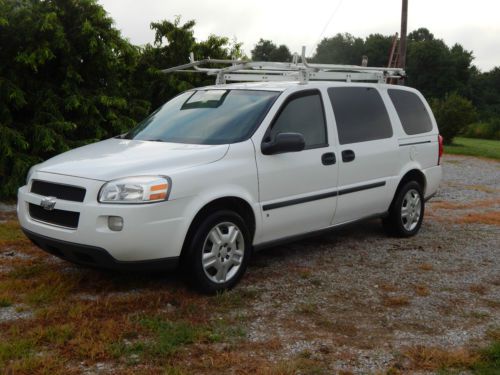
[98, 176, 171, 204]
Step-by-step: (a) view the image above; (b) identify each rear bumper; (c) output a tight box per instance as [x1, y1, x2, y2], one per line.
[22, 228, 179, 271]
[423, 165, 442, 199]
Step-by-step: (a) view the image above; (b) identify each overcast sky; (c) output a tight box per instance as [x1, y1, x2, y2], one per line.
[99, 0, 499, 71]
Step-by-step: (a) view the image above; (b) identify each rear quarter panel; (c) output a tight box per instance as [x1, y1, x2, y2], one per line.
[379, 86, 441, 198]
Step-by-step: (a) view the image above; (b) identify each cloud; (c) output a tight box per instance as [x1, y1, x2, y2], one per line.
[99, 0, 499, 70]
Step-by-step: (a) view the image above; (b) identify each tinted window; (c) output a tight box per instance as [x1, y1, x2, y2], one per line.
[388, 89, 433, 135]
[269, 91, 327, 148]
[126, 89, 280, 145]
[328, 87, 393, 145]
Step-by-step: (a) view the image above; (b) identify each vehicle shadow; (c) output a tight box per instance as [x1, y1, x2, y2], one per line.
[249, 218, 386, 267]
[51, 218, 386, 294]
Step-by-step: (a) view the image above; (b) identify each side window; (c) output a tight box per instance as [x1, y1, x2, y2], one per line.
[328, 87, 393, 145]
[269, 91, 327, 148]
[388, 89, 433, 135]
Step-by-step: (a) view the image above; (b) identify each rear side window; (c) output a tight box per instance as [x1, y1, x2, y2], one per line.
[388, 89, 433, 135]
[328, 87, 393, 145]
[269, 90, 327, 148]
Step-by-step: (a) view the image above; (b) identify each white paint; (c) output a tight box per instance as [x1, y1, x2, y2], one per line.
[18, 81, 441, 269]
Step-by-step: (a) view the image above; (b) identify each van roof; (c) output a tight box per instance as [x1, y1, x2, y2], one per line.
[197, 81, 420, 93]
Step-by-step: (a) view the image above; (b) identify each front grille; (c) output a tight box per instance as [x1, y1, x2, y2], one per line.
[31, 180, 86, 202]
[29, 204, 80, 229]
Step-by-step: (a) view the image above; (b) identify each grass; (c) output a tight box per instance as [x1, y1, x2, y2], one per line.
[472, 341, 500, 374]
[404, 345, 479, 371]
[383, 295, 410, 307]
[418, 263, 434, 271]
[1, 212, 499, 373]
[0, 220, 25, 242]
[445, 137, 500, 160]
[110, 314, 246, 363]
[295, 300, 319, 315]
[414, 284, 430, 297]
[138, 317, 203, 357]
[404, 336, 500, 374]
[0, 296, 12, 307]
[0, 338, 36, 368]
[456, 212, 500, 226]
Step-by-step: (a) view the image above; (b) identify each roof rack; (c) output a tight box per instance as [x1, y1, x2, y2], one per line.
[161, 46, 405, 85]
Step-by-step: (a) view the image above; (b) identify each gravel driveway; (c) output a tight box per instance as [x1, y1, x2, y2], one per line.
[1, 154, 499, 374]
[238, 154, 500, 373]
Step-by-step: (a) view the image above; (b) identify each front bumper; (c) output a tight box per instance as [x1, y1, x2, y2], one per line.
[18, 171, 190, 263]
[22, 228, 179, 271]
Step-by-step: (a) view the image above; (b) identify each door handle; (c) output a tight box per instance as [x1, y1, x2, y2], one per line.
[341, 150, 355, 162]
[321, 152, 336, 165]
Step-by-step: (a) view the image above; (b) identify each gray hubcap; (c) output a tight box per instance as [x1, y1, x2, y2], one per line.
[401, 189, 421, 231]
[202, 222, 245, 284]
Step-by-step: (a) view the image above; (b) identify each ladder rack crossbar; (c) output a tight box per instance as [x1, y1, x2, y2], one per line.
[161, 47, 406, 84]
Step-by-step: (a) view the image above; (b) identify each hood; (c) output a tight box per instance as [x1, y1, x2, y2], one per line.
[38, 138, 229, 181]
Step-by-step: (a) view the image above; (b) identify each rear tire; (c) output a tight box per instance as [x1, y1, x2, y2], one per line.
[184, 210, 251, 294]
[382, 181, 424, 237]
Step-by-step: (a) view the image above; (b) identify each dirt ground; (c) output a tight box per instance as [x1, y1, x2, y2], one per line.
[0, 154, 499, 374]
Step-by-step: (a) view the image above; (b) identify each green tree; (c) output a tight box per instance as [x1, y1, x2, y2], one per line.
[0, 7, 239, 198]
[406, 28, 474, 99]
[0, 0, 149, 198]
[431, 93, 477, 144]
[470, 66, 500, 120]
[408, 27, 435, 42]
[312, 33, 364, 64]
[251, 39, 292, 62]
[135, 17, 240, 109]
[362, 33, 393, 67]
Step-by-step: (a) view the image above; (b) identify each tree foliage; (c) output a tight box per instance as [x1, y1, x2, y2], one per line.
[0, 0, 149, 197]
[312, 33, 365, 65]
[312, 28, 475, 101]
[469, 67, 500, 121]
[431, 94, 477, 144]
[135, 17, 242, 110]
[0, 2, 498, 199]
[251, 39, 292, 62]
[313, 33, 392, 67]
[0, 3, 237, 199]
[363, 34, 393, 67]
[406, 28, 474, 99]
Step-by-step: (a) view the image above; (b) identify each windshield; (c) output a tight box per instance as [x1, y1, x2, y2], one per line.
[125, 89, 280, 145]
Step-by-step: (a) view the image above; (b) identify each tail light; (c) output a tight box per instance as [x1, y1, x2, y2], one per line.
[438, 134, 443, 165]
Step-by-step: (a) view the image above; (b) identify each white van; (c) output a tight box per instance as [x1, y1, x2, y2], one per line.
[17, 66, 442, 293]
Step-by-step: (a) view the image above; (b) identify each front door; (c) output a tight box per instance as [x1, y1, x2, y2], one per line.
[254, 89, 339, 243]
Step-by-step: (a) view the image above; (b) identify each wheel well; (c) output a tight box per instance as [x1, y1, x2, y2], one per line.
[181, 197, 256, 259]
[392, 169, 426, 203]
[399, 169, 426, 193]
[387, 169, 426, 212]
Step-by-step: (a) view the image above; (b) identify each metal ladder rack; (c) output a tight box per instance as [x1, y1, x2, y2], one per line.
[162, 46, 405, 85]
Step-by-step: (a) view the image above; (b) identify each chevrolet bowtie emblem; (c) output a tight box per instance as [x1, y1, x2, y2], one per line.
[40, 196, 57, 211]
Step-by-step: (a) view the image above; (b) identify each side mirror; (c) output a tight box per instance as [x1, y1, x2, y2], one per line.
[261, 132, 306, 155]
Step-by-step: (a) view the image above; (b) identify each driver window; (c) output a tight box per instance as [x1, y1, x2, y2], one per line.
[269, 90, 327, 149]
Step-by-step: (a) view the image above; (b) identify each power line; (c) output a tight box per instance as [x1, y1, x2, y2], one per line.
[311, 0, 344, 55]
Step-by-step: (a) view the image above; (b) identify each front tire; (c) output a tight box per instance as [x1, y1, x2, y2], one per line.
[383, 181, 424, 237]
[184, 210, 251, 294]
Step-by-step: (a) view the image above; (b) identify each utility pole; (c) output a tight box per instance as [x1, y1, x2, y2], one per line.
[399, 0, 408, 70]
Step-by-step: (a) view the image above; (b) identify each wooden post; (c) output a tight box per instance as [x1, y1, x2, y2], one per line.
[399, 0, 408, 70]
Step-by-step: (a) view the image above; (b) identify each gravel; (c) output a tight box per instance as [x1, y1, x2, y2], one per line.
[0, 154, 498, 374]
[239, 155, 500, 373]
[0, 202, 16, 213]
[0, 305, 33, 323]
